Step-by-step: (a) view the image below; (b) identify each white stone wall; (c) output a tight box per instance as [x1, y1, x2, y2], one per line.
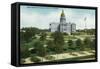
[60, 23, 71, 34]
[50, 22, 59, 32]
[50, 22, 76, 34]
[71, 23, 76, 33]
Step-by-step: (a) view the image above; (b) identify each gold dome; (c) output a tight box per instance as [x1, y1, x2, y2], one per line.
[61, 10, 65, 17]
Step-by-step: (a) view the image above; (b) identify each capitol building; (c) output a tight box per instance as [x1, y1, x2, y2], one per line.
[49, 10, 76, 34]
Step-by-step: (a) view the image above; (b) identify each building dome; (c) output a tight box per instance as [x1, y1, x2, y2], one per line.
[60, 10, 66, 23]
[50, 9, 76, 34]
[61, 10, 65, 17]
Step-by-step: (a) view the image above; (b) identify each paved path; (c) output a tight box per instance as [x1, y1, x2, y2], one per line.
[24, 57, 33, 64]
[24, 50, 95, 63]
[49, 50, 94, 61]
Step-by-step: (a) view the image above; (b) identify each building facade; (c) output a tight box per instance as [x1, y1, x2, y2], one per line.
[49, 10, 76, 34]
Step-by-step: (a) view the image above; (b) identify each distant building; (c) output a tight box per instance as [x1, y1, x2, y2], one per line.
[49, 10, 76, 34]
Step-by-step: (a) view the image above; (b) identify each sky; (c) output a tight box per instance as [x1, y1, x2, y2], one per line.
[20, 5, 96, 30]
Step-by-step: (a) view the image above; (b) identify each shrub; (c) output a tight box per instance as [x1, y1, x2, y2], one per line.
[20, 59, 25, 64]
[20, 45, 31, 58]
[63, 33, 69, 35]
[34, 41, 47, 57]
[30, 56, 41, 62]
[45, 55, 55, 60]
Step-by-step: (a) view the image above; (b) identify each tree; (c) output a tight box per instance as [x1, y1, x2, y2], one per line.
[40, 32, 47, 41]
[47, 40, 56, 53]
[67, 40, 75, 51]
[34, 41, 47, 57]
[55, 43, 63, 53]
[83, 37, 91, 50]
[90, 39, 95, 50]
[63, 33, 69, 36]
[76, 39, 83, 50]
[86, 29, 95, 35]
[52, 32, 64, 45]
[52, 32, 64, 53]
[20, 27, 40, 42]
[20, 44, 31, 58]
[68, 40, 73, 47]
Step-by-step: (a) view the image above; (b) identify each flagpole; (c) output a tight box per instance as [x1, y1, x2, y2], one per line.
[84, 17, 87, 34]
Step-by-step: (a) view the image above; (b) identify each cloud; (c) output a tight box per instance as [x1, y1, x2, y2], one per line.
[21, 10, 60, 29]
[20, 6, 95, 30]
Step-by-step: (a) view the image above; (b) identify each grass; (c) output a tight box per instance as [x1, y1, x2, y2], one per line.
[64, 35, 77, 40]
[20, 33, 95, 63]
